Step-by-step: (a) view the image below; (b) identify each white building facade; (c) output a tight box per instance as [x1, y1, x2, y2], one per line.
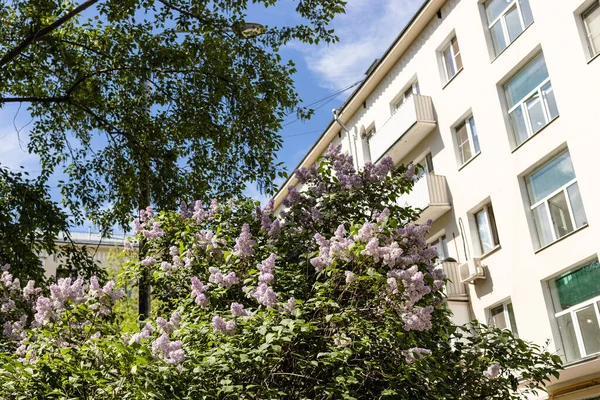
[274, 0, 600, 398]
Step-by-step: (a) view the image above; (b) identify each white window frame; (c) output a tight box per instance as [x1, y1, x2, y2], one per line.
[550, 260, 600, 361]
[582, 1, 600, 58]
[455, 116, 480, 166]
[441, 37, 463, 82]
[431, 234, 450, 264]
[525, 152, 586, 247]
[474, 204, 500, 254]
[414, 152, 433, 181]
[488, 301, 519, 336]
[485, 0, 533, 55]
[506, 75, 557, 145]
[394, 81, 420, 111]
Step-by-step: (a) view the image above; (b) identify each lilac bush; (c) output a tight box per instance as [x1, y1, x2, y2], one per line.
[0, 145, 561, 399]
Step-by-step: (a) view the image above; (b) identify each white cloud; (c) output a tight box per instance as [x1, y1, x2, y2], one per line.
[0, 106, 40, 172]
[299, 0, 425, 90]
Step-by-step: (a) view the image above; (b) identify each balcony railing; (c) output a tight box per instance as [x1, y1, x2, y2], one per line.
[368, 94, 436, 163]
[439, 261, 467, 299]
[399, 173, 451, 224]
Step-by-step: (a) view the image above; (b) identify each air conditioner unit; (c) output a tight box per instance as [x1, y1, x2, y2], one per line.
[459, 258, 485, 283]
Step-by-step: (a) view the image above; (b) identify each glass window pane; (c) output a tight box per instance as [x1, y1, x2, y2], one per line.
[485, 0, 510, 23]
[491, 305, 508, 329]
[553, 260, 600, 311]
[519, 0, 534, 27]
[532, 204, 554, 247]
[541, 82, 559, 120]
[505, 53, 549, 108]
[584, 3, 600, 56]
[507, 303, 519, 337]
[575, 305, 600, 355]
[452, 39, 463, 71]
[469, 117, 480, 153]
[490, 21, 508, 55]
[548, 191, 574, 239]
[526, 151, 576, 204]
[444, 47, 456, 79]
[525, 92, 547, 134]
[459, 142, 472, 164]
[510, 106, 529, 145]
[567, 183, 587, 228]
[505, 6, 524, 42]
[557, 313, 582, 362]
[476, 208, 494, 253]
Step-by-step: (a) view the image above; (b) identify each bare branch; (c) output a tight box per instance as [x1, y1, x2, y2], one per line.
[0, 96, 69, 103]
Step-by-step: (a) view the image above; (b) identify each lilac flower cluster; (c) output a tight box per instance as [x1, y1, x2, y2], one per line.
[362, 157, 396, 182]
[156, 311, 181, 335]
[152, 334, 184, 365]
[402, 347, 432, 363]
[191, 277, 209, 307]
[230, 302, 250, 317]
[208, 267, 239, 288]
[233, 224, 256, 258]
[130, 323, 153, 344]
[310, 225, 357, 272]
[344, 271, 357, 285]
[401, 305, 434, 332]
[257, 254, 276, 284]
[282, 297, 295, 313]
[189, 199, 219, 223]
[252, 283, 278, 309]
[483, 363, 501, 378]
[133, 206, 164, 239]
[212, 315, 236, 336]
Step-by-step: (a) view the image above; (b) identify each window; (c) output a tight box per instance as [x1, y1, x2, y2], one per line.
[549, 259, 600, 362]
[583, 1, 600, 58]
[488, 302, 519, 337]
[504, 53, 558, 146]
[484, 0, 534, 55]
[455, 116, 480, 165]
[475, 204, 500, 254]
[431, 235, 450, 263]
[442, 37, 463, 82]
[394, 81, 420, 110]
[525, 151, 587, 248]
[414, 152, 433, 181]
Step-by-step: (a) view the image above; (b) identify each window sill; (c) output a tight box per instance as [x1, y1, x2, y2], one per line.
[491, 22, 534, 63]
[442, 68, 464, 90]
[480, 244, 501, 261]
[510, 115, 560, 153]
[587, 51, 600, 64]
[458, 151, 481, 171]
[534, 224, 589, 254]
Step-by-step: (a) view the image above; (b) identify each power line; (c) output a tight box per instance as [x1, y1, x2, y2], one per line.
[283, 129, 322, 138]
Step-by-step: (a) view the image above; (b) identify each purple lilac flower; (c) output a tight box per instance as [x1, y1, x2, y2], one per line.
[252, 283, 278, 308]
[401, 306, 434, 331]
[376, 208, 391, 223]
[257, 254, 276, 284]
[230, 302, 250, 317]
[344, 271, 357, 285]
[124, 241, 134, 252]
[212, 316, 236, 335]
[268, 219, 281, 239]
[130, 323, 153, 344]
[484, 364, 501, 378]
[208, 267, 239, 288]
[402, 347, 432, 363]
[141, 256, 156, 267]
[191, 277, 209, 307]
[283, 297, 296, 313]
[233, 224, 255, 258]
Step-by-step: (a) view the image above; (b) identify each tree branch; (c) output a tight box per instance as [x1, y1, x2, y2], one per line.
[0, 0, 100, 68]
[0, 96, 69, 104]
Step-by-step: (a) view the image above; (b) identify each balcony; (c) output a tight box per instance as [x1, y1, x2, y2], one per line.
[368, 94, 437, 164]
[439, 261, 468, 300]
[398, 173, 451, 224]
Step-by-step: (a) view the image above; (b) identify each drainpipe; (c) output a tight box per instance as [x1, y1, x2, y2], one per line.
[332, 108, 359, 170]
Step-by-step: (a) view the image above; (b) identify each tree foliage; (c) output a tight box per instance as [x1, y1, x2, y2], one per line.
[0, 167, 103, 282]
[0, 0, 345, 231]
[0, 149, 562, 399]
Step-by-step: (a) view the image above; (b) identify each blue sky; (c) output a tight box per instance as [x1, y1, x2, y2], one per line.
[0, 0, 423, 229]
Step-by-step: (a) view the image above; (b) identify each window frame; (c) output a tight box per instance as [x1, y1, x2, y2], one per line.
[394, 81, 420, 111]
[474, 203, 500, 255]
[582, 1, 600, 58]
[455, 115, 481, 166]
[504, 53, 558, 147]
[441, 36, 463, 83]
[485, 0, 534, 55]
[550, 260, 600, 361]
[488, 301, 519, 336]
[431, 234, 450, 263]
[414, 152, 434, 181]
[525, 151, 587, 248]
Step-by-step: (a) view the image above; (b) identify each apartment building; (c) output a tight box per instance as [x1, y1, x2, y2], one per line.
[273, 0, 600, 398]
[40, 232, 127, 278]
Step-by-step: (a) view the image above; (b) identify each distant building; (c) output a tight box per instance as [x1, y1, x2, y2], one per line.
[41, 231, 128, 278]
[274, 0, 600, 398]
